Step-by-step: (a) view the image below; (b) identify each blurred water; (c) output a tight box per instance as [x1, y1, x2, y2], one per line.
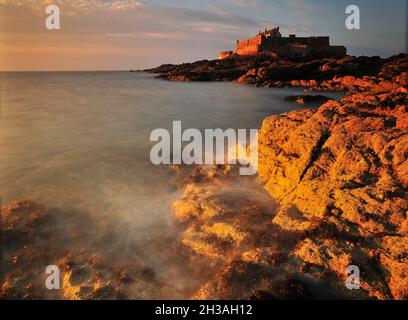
[0, 71, 343, 296]
[0, 71, 344, 211]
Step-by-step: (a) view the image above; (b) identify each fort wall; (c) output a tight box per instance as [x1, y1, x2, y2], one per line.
[236, 35, 263, 55]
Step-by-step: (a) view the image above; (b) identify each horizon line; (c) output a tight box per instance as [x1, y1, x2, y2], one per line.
[2, 51, 407, 73]
[0, 69, 139, 73]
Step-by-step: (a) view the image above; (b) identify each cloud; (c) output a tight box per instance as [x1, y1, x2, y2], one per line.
[228, 0, 257, 9]
[12, 0, 404, 70]
[0, 0, 261, 35]
[0, 0, 144, 12]
[0, 0, 272, 70]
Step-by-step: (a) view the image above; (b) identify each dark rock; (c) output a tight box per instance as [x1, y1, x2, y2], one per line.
[284, 94, 332, 105]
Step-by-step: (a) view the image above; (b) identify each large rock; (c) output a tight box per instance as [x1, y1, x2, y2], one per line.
[258, 90, 408, 238]
[257, 76, 408, 299]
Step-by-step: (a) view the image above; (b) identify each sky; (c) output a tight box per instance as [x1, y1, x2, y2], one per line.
[0, 0, 406, 71]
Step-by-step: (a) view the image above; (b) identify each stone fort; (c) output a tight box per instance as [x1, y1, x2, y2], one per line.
[219, 27, 347, 59]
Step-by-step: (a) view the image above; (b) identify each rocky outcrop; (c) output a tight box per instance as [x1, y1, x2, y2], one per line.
[172, 165, 355, 300]
[257, 69, 407, 299]
[145, 53, 403, 93]
[171, 54, 408, 300]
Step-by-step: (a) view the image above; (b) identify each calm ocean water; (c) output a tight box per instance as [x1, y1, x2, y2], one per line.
[0, 71, 343, 297]
[0, 71, 345, 209]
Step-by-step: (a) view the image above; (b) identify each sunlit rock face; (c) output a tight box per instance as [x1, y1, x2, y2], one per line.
[256, 71, 408, 299]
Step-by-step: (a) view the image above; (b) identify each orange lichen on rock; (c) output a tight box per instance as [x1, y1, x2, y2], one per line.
[379, 236, 408, 299]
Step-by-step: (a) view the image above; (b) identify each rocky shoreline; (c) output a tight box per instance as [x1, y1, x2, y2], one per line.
[157, 53, 408, 299]
[1, 53, 407, 300]
[145, 53, 405, 92]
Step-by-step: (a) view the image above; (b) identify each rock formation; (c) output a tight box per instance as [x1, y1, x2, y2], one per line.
[145, 53, 402, 91]
[170, 54, 408, 300]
